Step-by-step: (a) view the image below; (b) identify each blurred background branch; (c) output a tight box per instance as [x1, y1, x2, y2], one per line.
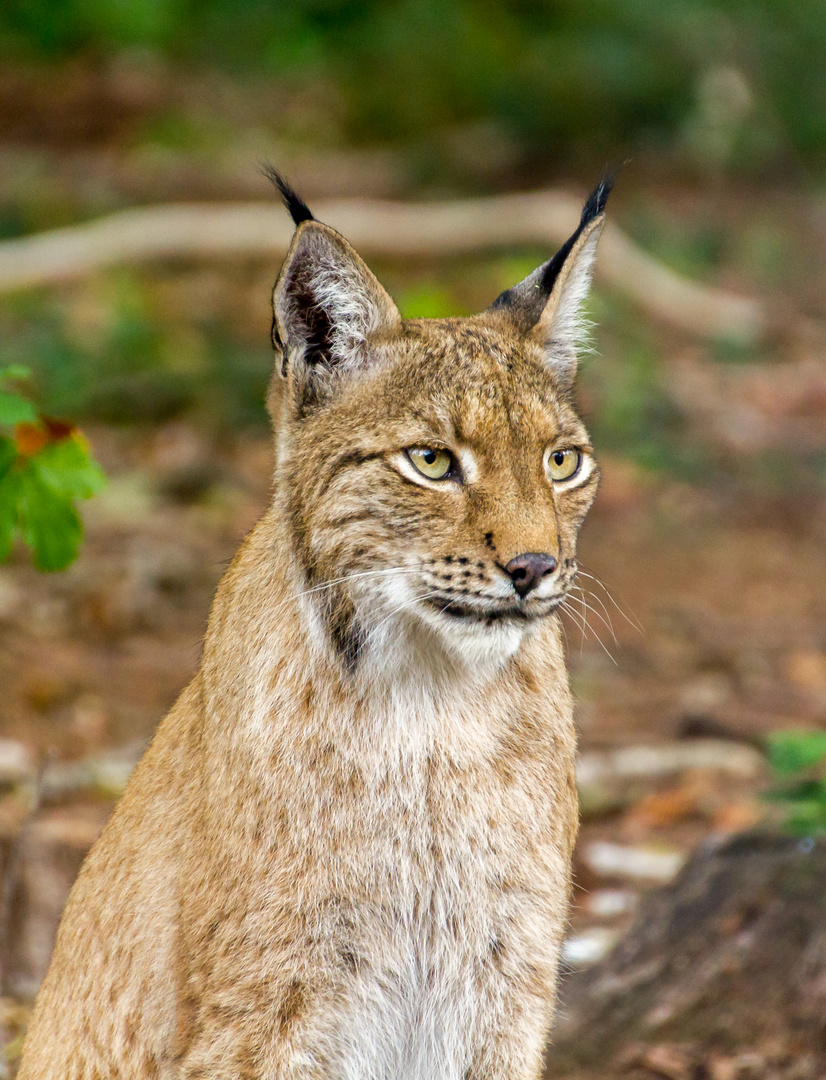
[0, 193, 768, 342]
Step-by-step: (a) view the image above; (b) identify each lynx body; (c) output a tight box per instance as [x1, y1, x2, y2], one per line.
[19, 175, 612, 1079]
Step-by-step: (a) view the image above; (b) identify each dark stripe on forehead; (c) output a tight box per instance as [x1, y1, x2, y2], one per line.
[316, 450, 384, 501]
[324, 509, 384, 529]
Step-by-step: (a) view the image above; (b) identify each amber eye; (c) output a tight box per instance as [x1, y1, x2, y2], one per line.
[546, 448, 582, 483]
[407, 447, 453, 480]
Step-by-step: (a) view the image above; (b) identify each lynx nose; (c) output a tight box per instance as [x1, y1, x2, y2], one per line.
[505, 553, 558, 598]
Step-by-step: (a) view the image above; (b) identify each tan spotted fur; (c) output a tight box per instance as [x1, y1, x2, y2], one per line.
[19, 182, 609, 1079]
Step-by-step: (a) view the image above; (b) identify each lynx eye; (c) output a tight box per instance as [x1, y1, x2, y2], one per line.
[546, 448, 582, 483]
[407, 447, 453, 480]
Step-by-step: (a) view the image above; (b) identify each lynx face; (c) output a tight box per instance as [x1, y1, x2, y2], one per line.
[269, 175, 611, 675]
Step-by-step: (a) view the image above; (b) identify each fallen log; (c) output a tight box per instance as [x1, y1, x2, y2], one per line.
[0, 192, 767, 343]
[576, 740, 765, 818]
[546, 832, 826, 1080]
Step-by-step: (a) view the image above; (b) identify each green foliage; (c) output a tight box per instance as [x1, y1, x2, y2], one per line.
[0, 366, 105, 571]
[0, 273, 276, 431]
[0, 385, 37, 425]
[398, 283, 461, 319]
[1, 0, 825, 176]
[765, 730, 826, 836]
[767, 730, 826, 778]
[577, 296, 711, 480]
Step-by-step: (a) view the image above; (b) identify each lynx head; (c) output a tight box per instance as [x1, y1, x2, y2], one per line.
[266, 169, 612, 679]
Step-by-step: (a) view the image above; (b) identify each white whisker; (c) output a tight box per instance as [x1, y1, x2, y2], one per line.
[575, 584, 619, 642]
[559, 598, 588, 658]
[258, 565, 426, 629]
[576, 567, 644, 634]
[368, 589, 448, 639]
[569, 586, 618, 645]
[561, 595, 618, 666]
[295, 566, 423, 604]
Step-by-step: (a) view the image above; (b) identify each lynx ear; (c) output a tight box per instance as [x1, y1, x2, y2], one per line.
[268, 172, 400, 407]
[488, 175, 614, 387]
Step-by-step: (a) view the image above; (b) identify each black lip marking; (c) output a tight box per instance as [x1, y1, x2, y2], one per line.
[423, 597, 560, 623]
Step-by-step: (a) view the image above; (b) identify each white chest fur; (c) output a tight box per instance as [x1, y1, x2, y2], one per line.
[221, 677, 571, 1080]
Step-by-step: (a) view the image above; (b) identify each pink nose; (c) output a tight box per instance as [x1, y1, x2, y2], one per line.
[504, 553, 558, 598]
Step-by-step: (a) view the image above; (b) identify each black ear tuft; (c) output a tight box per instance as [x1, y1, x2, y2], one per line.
[261, 164, 315, 226]
[579, 167, 617, 230]
[536, 167, 617, 295]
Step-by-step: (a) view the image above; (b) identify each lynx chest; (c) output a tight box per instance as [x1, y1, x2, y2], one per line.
[248, 700, 577, 1080]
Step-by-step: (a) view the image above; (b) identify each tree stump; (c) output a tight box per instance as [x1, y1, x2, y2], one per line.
[546, 833, 826, 1080]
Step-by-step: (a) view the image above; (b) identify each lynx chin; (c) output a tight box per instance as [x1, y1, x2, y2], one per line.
[19, 170, 614, 1079]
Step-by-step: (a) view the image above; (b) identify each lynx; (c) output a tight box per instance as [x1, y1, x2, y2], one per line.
[18, 171, 613, 1079]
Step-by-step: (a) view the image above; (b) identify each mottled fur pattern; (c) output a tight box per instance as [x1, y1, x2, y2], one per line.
[19, 176, 611, 1079]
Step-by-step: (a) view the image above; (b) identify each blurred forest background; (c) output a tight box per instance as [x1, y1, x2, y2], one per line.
[1, 2, 826, 1077]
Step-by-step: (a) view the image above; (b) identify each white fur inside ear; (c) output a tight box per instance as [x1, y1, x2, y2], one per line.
[547, 226, 601, 352]
[534, 216, 604, 383]
[304, 251, 388, 369]
[273, 225, 400, 379]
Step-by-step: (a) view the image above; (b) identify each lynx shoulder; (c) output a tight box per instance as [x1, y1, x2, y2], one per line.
[19, 173, 613, 1080]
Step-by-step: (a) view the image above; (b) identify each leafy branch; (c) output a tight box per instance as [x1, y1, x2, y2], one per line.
[0, 366, 105, 571]
[765, 730, 826, 836]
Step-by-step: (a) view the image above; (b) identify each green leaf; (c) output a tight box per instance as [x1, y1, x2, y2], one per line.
[16, 465, 82, 571]
[29, 436, 106, 500]
[0, 435, 16, 480]
[766, 730, 826, 777]
[0, 468, 19, 562]
[0, 390, 37, 425]
[785, 801, 826, 836]
[0, 365, 31, 382]
[765, 781, 825, 805]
